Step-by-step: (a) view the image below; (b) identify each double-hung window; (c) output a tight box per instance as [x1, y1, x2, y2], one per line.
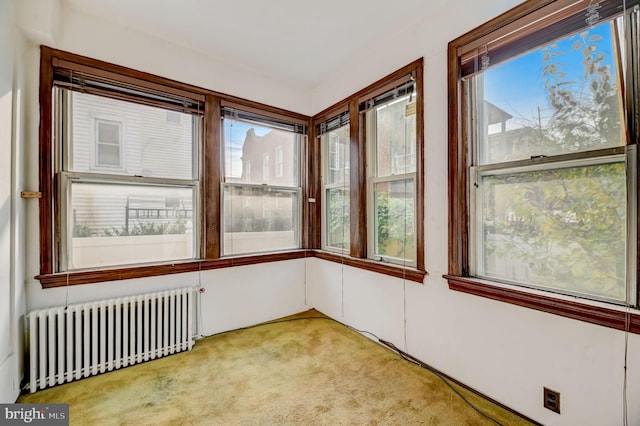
[51, 64, 203, 271]
[319, 111, 350, 252]
[221, 106, 305, 256]
[362, 80, 418, 266]
[312, 59, 424, 281]
[449, 0, 640, 306]
[38, 47, 314, 286]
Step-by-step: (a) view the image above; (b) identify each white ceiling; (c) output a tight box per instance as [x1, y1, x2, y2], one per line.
[62, 0, 440, 89]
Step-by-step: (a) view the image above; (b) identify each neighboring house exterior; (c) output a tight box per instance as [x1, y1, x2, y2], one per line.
[70, 92, 194, 237]
[240, 128, 298, 187]
[224, 127, 298, 234]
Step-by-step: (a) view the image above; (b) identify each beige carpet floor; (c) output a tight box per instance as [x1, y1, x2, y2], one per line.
[19, 310, 535, 425]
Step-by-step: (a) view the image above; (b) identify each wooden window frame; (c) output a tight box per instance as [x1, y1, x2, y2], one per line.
[310, 59, 426, 283]
[447, 0, 640, 333]
[219, 107, 305, 257]
[37, 46, 311, 287]
[37, 48, 425, 287]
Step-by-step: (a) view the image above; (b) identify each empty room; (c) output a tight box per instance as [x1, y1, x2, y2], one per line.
[1, 0, 639, 424]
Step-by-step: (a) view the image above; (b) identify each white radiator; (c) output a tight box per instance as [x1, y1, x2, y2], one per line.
[27, 287, 196, 393]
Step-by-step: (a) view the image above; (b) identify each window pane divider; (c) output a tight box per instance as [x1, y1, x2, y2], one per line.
[369, 173, 416, 184]
[324, 182, 350, 190]
[222, 182, 301, 192]
[61, 171, 198, 187]
[474, 146, 627, 173]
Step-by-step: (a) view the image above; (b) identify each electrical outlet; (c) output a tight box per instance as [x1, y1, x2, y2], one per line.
[543, 387, 560, 414]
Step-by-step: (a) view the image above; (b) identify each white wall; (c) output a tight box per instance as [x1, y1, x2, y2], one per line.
[0, 0, 27, 404]
[13, 0, 640, 423]
[0, 0, 16, 403]
[17, 0, 313, 321]
[58, 6, 310, 115]
[19, 0, 310, 332]
[308, 1, 640, 425]
[26, 259, 308, 337]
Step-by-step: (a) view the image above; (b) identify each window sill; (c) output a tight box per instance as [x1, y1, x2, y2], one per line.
[36, 249, 427, 288]
[444, 275, 640, 334]
[314, 250, 427, 284]
[36, 251, 308, 288]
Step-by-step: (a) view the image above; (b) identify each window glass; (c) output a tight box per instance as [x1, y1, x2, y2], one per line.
[366, 89, 417, 265]
[276, 145, 284, 177]
[68, 183, 195, 269]
[59, 88, 200, 271]
[375, 96, 417, 176]
[69, 91, 195, 180]
[466, 14, 634, 303]
[326, 128, 349, 185]
[373, 179, 415, 262]
[222, 186, 299, 255]
[474, 20, 624, 165]
[222, 117, 302, 255]
[325, 188, 350, 251]
[477, 160, 627, 300]
[223, 119, 298, 187]
[321, 123, 350, 252]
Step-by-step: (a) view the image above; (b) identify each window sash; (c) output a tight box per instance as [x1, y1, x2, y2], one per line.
[364, 84, 418, 264]
[470, 149, 636, 304]
[367, 174, 416, 266]
[221, 109, 303, 256]
[465, 17, 628, 170]
[42, 47, 326, 283]
[460, 4, 638, 304]
[222, 117, 301, 187]
[59, 88, 201, 181]
[366, 94, 417, 179]
[221, 183, 302, 256]
[59, 173, 199, 271]
[323, 187, 351, 252]
[321, 125, 350, 253]
[55, 83, 202, 271]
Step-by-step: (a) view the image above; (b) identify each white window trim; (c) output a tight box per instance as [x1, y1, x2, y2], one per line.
[90, 114, 126, 172]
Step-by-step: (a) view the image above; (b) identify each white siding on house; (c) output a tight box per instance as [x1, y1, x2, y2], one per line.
[69, 91, 195, 236]
[141, 108, 194, 179]
[71, 91, 143, 175]
[70, 91, 193, 179]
